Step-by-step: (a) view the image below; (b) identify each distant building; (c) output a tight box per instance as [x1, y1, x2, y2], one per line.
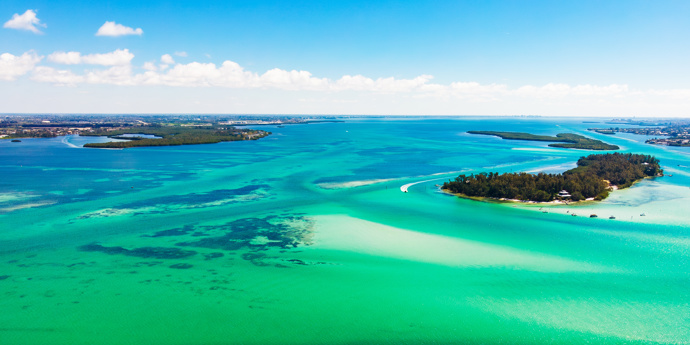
[558, 190, 571, 198]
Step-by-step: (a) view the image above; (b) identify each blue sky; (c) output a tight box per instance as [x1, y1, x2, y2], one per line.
[1, 0, 690, 116]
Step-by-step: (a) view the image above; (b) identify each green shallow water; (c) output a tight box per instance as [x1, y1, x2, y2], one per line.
[1, 117, 689, 344]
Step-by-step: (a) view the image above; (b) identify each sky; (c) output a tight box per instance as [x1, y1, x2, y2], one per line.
[1, 0, 690, 116]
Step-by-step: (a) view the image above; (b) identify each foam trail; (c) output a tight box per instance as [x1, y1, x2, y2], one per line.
[400, 178, 445, 193]
[61, 136, 80, 148]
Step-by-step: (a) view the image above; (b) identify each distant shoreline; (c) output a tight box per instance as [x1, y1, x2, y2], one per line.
[468, 130, 619, 150]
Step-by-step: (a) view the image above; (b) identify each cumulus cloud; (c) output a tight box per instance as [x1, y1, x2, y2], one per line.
[13, 53, 645, 100]
[331, 74, 436, 93]
[160, 54, 175, 64]
[7, 48, 690, 112]
[82, 49, 134, 65]
[85, 65, 136, 85]
[48, 49, 134, 66]
[95, 21, 143, 37]
[3, 9, 46, 34]
[47, 51, 81, 65]
[142, 62, 157, 71]
[31, 66, 84, 86]
[260, 69, 329, 90]
[0, 51, 42, 81]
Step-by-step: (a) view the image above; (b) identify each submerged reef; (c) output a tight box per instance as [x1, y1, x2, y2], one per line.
[176, 216, 314, 251]
[78, 215, 314, 269]
[79, 244, 197, 259]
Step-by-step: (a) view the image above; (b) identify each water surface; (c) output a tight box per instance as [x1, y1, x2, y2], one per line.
[1, 117, 688, 344]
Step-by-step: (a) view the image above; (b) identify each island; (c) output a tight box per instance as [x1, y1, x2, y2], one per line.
[81, 125, 270, 148]
[442, 153, 662, 202]
[468, 131, 619, 150]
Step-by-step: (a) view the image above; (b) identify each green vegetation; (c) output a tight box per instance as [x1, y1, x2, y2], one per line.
[468, 130, 619, 150]
[82, 126, 270, 148]
[591, 129, 616, 135]
[442, 153, 662, 202]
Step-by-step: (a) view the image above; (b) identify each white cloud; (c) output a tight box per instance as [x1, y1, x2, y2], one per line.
[47, 51, 82, 65]
[260, 69, 329, 90]
[174, 51, 188, 57]
[0, 51, 42, 81]
[95, 21, 143, 37]
[31, 66, 84, 86]
[142, 62, 157, 71]
[82, 49, 134, 66]
[326, 74, 436, 93]
[160, 54, 175, 64]
[3, 9, 46, 34]
[48, 49, 134, 66]
[17, 54, 652, 102]
[9, 49, 690, 116]
[85, 65, 136, 86]
[148, 61, 245, 87]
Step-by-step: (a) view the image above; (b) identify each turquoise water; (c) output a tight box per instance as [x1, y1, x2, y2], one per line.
[1, 117, 689, 344]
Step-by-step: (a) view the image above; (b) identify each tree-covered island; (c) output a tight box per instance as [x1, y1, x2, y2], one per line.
[81, 125, 270, 148]
[442, 153, 662, 202]
[468, 131, 619, 150]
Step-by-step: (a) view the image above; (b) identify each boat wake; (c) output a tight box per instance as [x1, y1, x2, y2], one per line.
[400, 178, 446, 193]
[61, 136, 80, 148]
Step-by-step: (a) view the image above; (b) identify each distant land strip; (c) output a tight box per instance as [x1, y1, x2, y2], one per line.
[468, 131, 619, 150]
[82, 126, 270, 149]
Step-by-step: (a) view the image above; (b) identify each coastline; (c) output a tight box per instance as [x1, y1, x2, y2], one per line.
[440, 189, 590, 205]
[441, 175, 660, 206]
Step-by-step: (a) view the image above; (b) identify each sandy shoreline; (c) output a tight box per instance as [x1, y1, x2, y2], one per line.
[440, 175, 661, 206]
[440, 189, 596, 205]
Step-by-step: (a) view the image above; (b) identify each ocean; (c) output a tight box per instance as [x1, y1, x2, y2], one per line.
[1, 117, 688, 344]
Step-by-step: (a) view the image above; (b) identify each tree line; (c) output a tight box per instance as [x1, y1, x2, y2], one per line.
[468, 131, 619, 150]
[82, 126, 270, 148]
[442, 153, 662, 202]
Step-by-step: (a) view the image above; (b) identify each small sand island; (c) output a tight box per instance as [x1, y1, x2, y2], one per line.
[442, 153, 662, 202]
[468, 131, 619, 150]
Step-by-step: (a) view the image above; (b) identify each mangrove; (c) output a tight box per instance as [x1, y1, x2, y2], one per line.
[82, 125, 270, 149]
[468, 131, 619, 150]
[442, 153, 662, 202]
